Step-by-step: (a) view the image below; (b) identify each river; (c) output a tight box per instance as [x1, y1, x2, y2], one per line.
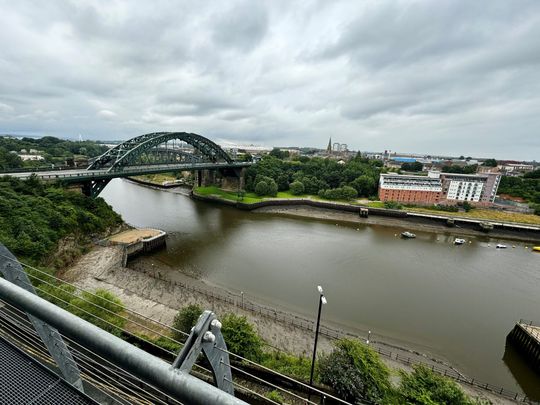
[101, 179, 540, 398]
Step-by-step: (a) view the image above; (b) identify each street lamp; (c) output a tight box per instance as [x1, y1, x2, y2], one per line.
[309, 285, 327, 399]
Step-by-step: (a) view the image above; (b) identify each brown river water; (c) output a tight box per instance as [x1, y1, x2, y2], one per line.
[101, 179, 540, 398]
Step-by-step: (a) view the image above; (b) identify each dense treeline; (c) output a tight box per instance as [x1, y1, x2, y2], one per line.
[498, 169, 540, 214]
[0, 176, 122, 263]
[245, 154, 383, 199]
[0, 135, 109, 169]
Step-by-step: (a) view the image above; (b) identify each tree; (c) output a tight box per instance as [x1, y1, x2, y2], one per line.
[341, 185, 358, 200]
[255, 180, 270, 196]
[398, 365, 474, 405]
[289, 181, 305, 195]
[401, 162, 424, 172]
[482, 158, 498, 167]
[172, 304, 203, 341]
[221, 313, 263, 361]
[254, 176, 278, 197]
[351, 175, 376, 197]
[319, 338, 392, 403]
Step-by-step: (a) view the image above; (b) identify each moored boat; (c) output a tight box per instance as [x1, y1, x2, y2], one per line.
[454, 238, 466, 245]
[401, 231, 416, 239]
[533, 246, 540, 252]
[496, 244, 507, 249]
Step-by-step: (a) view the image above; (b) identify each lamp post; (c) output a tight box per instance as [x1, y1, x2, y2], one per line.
[309, 285, 327, 400]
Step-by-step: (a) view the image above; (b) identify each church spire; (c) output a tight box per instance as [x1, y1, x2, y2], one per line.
[326, 137, 332, 153]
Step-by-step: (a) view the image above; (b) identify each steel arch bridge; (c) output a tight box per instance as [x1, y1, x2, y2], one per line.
[79, 132, 246, 197]
[88, 132, 233, 171]
[1, 132, 250, 197]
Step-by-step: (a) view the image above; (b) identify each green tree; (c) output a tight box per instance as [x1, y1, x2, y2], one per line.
[319, 338, 392, 403]
[255, 180, 270, 196]
[289, 181, 305, 195]
[172, 304, 203, 341]
[398, 365, 475, 405]
[351, 175, 376, 197]
[341, 185, 358, 201]
[221, 313, 263, 361]
[482, 158, 498, 167]
[401, 162, 424, 172]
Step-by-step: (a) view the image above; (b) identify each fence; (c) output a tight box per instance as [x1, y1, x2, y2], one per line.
[141, 268, 537, 404]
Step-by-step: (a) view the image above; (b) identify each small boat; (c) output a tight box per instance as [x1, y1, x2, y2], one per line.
[401, 231, 416, 239]
[454, 238, 466, 245]
[533, 246, 540, 252]
[496, 244, 507, 249]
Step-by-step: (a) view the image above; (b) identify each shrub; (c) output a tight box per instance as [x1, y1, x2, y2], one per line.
[266, 390, 284, 404]
[319, 338, 391, 403]
[255, 180, 270, 196]
[221, 313, 263, 361]
[341, 185, 358, 201]
[384, 201, 403, 210]
[398, 365, 475, 405]
[289, 181, 305, 195]
[172, 304, 203, 341]
[70, 289, 126, 336]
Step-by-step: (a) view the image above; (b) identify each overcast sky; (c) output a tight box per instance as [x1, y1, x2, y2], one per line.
[1, 1, 539, 160]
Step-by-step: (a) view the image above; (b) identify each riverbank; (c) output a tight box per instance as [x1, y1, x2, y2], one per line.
[191, 190, 540, 243]
[60, 243, 523, 404]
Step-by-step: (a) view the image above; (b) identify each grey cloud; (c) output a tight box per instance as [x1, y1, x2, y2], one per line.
[210, 1, 269, 52]
[0, 0, 539, 160]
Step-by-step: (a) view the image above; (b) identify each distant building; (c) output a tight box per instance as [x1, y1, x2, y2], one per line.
[498, 163, 534, 174]
[340, 143, 348, 152]
[326, 138, 332, 154]
[378, 171, 501, 206]
[18, 154, 44, 161]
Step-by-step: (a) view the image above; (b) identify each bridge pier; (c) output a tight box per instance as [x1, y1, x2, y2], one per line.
[220, 168, 245, 192]
[195, 170, 217, 187]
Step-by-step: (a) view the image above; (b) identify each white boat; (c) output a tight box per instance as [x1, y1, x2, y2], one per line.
[454, 238, 466, 245]
[401, 231, 416, 239]
[496, 244, 507, 249]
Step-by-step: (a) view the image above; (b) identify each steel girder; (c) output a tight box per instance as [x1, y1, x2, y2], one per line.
[88, 132, 232, 172]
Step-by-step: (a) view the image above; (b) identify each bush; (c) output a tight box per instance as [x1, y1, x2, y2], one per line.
[261, 351, 312, 381]
[254, 176, 278, 197]
[172, 304, 203, 341]
[265, 390, 284, 404]
[255, 180, 269, 196]
[384, 201, 403, 210]
[221, 313, 263, 361]
[341, 185, 358, 200]
[289, 181, 305, 195]
[319, 338, 392, 403]
[70, 289, 126, 336]
[398, 365, 475, 405]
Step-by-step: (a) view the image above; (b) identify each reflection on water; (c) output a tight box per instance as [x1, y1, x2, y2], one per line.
[101, 179, 540, 398]
[503, 343, 540, 398]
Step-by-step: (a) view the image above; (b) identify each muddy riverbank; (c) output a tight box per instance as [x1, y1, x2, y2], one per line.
[60, 243, 520, 404]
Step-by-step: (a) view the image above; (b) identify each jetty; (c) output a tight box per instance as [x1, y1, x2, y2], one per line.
[105, 228, 167, 265]
[507, 319, 540, 373]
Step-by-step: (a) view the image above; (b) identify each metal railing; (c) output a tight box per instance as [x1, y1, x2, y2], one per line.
[142, 269, 537, 403]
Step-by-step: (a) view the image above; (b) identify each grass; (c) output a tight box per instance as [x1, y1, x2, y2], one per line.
[407, 206, 540, 225]
[194, 186, 264, 203]
[367, 201, 386, 208]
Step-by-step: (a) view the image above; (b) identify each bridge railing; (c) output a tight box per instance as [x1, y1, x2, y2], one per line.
[2, 162, 251, 181]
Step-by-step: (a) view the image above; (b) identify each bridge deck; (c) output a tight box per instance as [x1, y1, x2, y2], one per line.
[1, 162, 250, 183]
